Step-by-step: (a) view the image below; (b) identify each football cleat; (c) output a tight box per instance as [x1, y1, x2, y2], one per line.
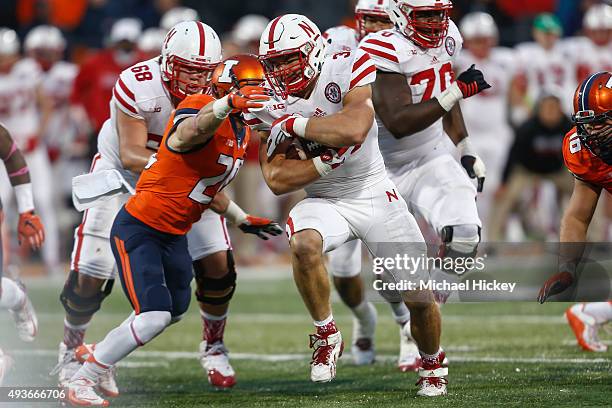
[398, 322, 421, 372]
[0, 349, 14, 386]
[566, 304, 608, 352]
[74, 344, 119, 397]
[200, 341, 236, 389]
[309, 330, 344, 383]
[51, 342, 82, 388]
[351, 303, 377, 365]
[416, 351, 448, 397]
[8, 283, 38, 342]
[66, 377, 109, 407]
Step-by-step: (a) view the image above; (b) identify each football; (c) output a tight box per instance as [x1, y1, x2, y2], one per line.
[292, 137, 331, 159]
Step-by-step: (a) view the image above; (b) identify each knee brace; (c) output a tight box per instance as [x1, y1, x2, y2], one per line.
[60, 270, 114, 317]
[440, 225, 481, 258]
[132, 311, 171, 344]
[194, 251, 237, 305]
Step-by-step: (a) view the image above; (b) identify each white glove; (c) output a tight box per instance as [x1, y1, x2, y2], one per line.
[457, 138, 486, 192]
[266, 114, 303, 157]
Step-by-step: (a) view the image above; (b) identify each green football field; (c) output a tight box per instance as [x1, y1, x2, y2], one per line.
[0, 267, 610, 407]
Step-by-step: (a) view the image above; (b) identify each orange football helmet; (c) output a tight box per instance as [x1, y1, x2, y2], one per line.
[212, 54, 266, 98]
[573, 71, 612, 164]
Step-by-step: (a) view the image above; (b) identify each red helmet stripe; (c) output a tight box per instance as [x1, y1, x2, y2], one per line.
[196, 22, 206, 55]
[268, 17, 282, 51]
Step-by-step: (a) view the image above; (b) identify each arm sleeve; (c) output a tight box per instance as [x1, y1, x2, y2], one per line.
[358, 33, 403, 74]
[112, 72, 144, 120]
[349, 48, 377, 90]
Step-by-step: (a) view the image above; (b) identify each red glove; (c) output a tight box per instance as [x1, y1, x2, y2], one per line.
[456, 65, 491, 98]
[18, 211, 45, 250]
[227, 86, 271, 112]
[537, 271, 574, 304]
[238, 215, 284, 240]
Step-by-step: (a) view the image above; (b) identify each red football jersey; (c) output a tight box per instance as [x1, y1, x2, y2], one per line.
[562, 127, 612, 192]
[126, 94, 249, 234]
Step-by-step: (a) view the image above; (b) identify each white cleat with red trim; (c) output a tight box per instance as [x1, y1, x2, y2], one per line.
[66, 377, 109, 407]
[566, 304, 608, 352]
[200, 341, 236, 389]
[9, 284, 38, 342]
[398, 322, 421, 372]
[75, 344, 119, 397]
[309, 331, 344, 383]
[0, 349, 13, 386]
[416, 351, 448, 397]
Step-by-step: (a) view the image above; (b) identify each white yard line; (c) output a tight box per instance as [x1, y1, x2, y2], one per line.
[11, 349, 610, 365]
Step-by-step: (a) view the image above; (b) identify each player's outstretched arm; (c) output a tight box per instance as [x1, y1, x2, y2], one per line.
[278, 86, 375, 148]
[171, 87, 270, 152]
[538, 179, 601, 303]
[258, 131, 323, 195]
[0, 124, 45, 249]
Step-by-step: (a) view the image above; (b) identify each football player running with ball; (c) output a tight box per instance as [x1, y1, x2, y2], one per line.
[65, 55, 270, 407]
[538, 71, 612, 352]
[253, 14, 446, 396]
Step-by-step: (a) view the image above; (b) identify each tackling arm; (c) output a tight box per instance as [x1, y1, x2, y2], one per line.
[258, 131, 322, 195]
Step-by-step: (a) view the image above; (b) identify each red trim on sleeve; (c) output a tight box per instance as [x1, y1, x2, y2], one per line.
[360, 46, 399, 63]
[113, 88, 138, 114]
[364, 39, 396, 51]
[352, 53, 370, 72]
[118, 78, 135, 100]
[350, 65, 376, 89]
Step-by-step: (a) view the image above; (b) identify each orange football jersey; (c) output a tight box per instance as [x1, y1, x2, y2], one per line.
[126, 94, 250, 234]
[562, 127, 612, 192]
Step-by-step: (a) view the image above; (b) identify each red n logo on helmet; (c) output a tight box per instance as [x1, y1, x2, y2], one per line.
[298, 21, 316, 38]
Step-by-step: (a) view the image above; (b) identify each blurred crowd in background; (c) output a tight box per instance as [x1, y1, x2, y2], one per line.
[0, 0, 610, 275]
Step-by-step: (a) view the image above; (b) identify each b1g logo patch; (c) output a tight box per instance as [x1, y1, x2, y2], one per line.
[445, 36, 456, 56]
[325, 82, 342, 104]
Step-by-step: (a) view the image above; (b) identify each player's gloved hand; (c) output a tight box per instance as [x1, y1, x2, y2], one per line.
[456, 64, 491, 98]
[537, 271, 574, 304]
[238, 216, 284, 240]
[312, 147, 349, 176]
[18, 211, 45, 250]
[266, 114, 303, 157]
[227, 86, 272, 111]
[457, 138, 486, 192]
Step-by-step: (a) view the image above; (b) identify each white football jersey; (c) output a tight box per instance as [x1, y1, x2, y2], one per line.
[0, 58, 42, 149]
[42, 61, 79, 150]
[454, 47, 516, 146]
[249, 48, 386, 198]
[97, 57, 174, 186]
[359, 20, 463, 167]
[562, 36, 612, 82]
[514, 41, 576, 114]
[323, 26, 359, 55]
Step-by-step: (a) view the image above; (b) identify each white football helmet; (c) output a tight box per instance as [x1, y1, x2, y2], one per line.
[387, 0, 452, 48]
[25, 25, 66, 52]
[355, 0, 392, 40]
[460, 12, 498, 40]
[259, 14, 326, 98]
[232, 14, 270, 47]
[138, 27, 166, 55]
[109, 18, 142, 45]
[161, 21, 222, 99]
[160, 7, 200, 32]
[0, 28, 19, 56]
[584, 3, 612, 30]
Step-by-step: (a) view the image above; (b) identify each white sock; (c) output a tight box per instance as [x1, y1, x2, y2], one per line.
[388, 302, 411, 325]
[351, 300, 375, 322]
[0, 277, 25, 310]
[314, 314, 334, 327]
[582, 302, 612, 325]
[72, 359, 108, 383]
